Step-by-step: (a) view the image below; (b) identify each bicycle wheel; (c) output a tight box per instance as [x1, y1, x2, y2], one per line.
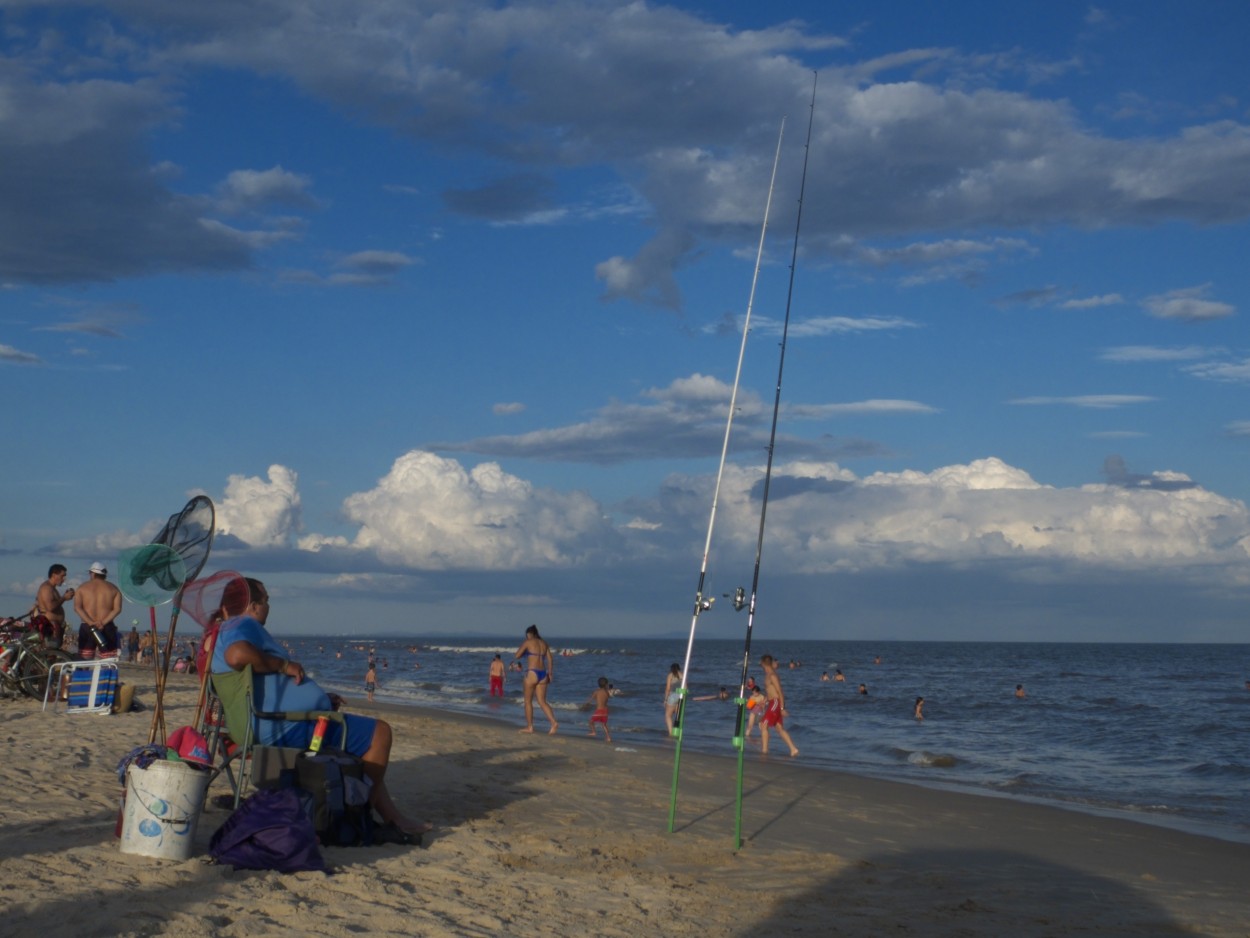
[0, 647, 22, 698]
[15, 647, 60, 699]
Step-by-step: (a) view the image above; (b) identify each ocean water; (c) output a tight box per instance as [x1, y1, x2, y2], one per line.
[274, 635, 1250, 844]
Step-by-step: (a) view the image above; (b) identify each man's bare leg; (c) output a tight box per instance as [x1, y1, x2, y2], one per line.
[776, 725, 799, 757]
[361, 720, 432, 835]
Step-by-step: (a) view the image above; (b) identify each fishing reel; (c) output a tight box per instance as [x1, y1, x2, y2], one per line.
[722, 587, 747, 612]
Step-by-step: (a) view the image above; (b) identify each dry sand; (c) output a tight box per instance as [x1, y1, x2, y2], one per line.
[2, 664, 1247, 937]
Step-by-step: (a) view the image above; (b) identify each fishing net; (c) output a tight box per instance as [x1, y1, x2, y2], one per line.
[146, 496, 216, 746]
[117, 544, 187, 607]
[180, 570, 250, 630]
[180, 570, 249, 730]
[151, 495, 216, 584]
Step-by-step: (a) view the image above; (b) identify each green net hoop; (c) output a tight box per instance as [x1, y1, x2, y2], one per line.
[117, 544, 187, 607]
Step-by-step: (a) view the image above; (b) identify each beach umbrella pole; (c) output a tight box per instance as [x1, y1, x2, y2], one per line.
[667, 120, 786, 833]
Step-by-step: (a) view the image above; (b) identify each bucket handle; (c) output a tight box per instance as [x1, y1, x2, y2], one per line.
[128, 780, 199, 832]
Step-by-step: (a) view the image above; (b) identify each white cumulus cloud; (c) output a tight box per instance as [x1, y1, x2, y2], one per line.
[216, 465, 303, 548]
[337, 450, 617, 569]
[699, 456, 1250, 576]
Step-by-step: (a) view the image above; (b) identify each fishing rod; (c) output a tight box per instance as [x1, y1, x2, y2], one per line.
[666, 118, 787, 834]
[730, 71, 818, 851]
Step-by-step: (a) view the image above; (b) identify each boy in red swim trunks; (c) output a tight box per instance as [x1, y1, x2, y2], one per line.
[488, 654, 505, 697]
[759, 654, 799, 757]
[587, 676, 612, 743]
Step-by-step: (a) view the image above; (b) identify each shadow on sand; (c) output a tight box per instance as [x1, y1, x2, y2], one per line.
[1, 744, 558, 935]
[737, 846, 1193, 936]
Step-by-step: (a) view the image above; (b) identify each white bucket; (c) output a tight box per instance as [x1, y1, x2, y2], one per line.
[119, 760, 211, 860]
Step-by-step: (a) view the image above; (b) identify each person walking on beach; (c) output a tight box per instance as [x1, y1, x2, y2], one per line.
[488, 654, 506, 697]
[74, 562, 122, 659]
[515, 624, 558, 734]
[587, 676, 612, 742]
[365, 663, 377, 702]
[664, 663, 683, 736]
[759, 655, 799, 757]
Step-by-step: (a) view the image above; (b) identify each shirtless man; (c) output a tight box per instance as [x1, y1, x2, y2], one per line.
[758, 654, 799, 757]
[73, 561, 122, 658]
[35, 564, 76, 647]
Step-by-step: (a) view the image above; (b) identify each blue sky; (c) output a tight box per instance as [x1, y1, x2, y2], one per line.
[2, 1, 1248, 642]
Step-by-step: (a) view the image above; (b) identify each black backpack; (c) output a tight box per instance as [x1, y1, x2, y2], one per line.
[295, 749, 376, 847]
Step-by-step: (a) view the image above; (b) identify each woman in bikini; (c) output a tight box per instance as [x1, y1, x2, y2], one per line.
[515, 624, 558, 734]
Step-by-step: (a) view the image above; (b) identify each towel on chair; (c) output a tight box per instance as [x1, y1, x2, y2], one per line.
[68, 666, 117, 710]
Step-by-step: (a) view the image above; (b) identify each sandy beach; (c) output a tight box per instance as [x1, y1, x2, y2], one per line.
[2, 665, 1247, 938]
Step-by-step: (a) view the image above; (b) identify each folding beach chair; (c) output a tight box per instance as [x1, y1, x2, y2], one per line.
[43, 658, 119, 715]
[201, 678, 241, 801]
[210, 664, 344, 808]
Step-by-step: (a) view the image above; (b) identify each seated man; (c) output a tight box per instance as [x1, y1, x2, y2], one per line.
[212, 578, 430, 837]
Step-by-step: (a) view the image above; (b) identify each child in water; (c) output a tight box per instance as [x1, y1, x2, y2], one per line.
[744, 684, 767, 739]
[587, 676, 612, 742]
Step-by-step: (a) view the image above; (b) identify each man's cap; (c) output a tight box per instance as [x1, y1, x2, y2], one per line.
[90, 561, 107, 575]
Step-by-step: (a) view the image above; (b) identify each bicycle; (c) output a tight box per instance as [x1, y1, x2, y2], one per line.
[0, 616, 75, 699]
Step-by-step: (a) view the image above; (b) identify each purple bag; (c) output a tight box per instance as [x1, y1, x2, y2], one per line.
[209, 787, 326, 873]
